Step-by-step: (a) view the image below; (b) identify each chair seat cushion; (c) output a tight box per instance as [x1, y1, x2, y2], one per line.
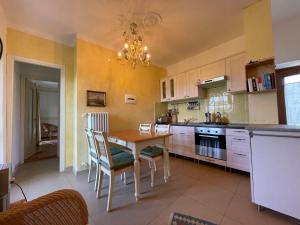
[101, 152, 134, 170]
[89, 150, 97, 159]
[110, 146, 123, 155]
[141, 146, 163, 158]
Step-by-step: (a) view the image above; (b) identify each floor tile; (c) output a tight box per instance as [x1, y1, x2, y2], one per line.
[184, 180, 234, 215]
[225, 194, 269, 225]
[9, 156, 298, 225]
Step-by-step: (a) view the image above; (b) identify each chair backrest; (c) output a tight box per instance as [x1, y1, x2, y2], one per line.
[85, 128, 98, 158]
[139, 123, 152, 132]
[93, 131, 113, 169]
[155, 124, 170, 134]
[0, 189, 88, 225]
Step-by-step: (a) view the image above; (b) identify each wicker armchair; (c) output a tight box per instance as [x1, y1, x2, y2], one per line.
[0, 189, 88, 225]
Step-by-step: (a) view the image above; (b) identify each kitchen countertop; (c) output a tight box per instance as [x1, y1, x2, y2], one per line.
[170, 122, 300, 132]
[246, 124, 300, 132]
[171, 122, 248, 129]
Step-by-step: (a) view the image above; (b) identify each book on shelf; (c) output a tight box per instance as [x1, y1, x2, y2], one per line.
[247, 72, 275, 92]
[248, 78, 253, 92]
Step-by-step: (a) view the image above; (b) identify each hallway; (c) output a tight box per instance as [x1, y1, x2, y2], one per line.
[24, 141, 58, 163]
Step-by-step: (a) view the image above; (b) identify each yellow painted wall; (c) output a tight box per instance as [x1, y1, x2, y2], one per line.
[244, 0, 278, 124]
[74, 39, 166, 170]
[6, 28, 75, 166]
[244, 0, 274, 62]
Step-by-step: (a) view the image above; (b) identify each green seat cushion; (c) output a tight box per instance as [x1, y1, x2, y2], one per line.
[89, 150, 97, 159]
[110, 146, 123, 155]
[100, 152, 134, 170]
[141, 146, 163, 158]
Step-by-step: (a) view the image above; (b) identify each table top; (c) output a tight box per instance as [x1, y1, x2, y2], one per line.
[109, 130, 172, 143]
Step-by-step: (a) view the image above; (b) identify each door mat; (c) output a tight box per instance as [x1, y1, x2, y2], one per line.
[168, 212, 218, 225]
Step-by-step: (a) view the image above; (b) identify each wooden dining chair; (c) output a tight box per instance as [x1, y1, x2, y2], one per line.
[85, 128, 101, 191]
[85, 128, 124, 192]
[93, 131, 135, 212]
[139, 123, 152, 132]
[139, 124, 171, 187]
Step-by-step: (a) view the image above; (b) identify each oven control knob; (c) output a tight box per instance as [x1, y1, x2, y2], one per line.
[215, 131, 218, 133]
[207, 130, 210, 133]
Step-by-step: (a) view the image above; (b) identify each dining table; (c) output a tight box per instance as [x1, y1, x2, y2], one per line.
[108, 129, 172, 201]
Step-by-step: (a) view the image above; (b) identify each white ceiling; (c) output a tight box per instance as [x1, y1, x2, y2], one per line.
[0, 0, 255, 67]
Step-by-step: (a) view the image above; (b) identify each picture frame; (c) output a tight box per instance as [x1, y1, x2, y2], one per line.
[87, 90, 106, 107]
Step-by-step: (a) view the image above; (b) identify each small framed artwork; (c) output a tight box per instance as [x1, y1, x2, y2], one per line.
[87, 90, 106, 107]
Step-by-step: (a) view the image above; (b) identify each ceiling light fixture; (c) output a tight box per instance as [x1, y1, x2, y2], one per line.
[117, 22, 151, 68]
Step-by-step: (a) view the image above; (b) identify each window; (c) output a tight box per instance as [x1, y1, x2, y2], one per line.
[276, 66, 300, 124]
[284, 74, 300, 125]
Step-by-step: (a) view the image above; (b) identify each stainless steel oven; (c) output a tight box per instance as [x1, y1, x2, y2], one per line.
[195, 127, 226, 161]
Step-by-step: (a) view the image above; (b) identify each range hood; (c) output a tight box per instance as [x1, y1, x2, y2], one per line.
[199, 75, 227, 88]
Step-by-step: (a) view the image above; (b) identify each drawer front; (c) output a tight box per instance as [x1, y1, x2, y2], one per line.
[171, 144, 196, 158]
[227, 151, 250, 172]
[226, 136, 250, 153]
[226, 128, 249, 137]
[172, 134, 195, 148]
[171, 126, 194, 135]
[171, 126, 185, 134]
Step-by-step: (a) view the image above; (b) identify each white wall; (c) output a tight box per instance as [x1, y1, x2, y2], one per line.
[39, 90, 59, 126]
[12, 62, 22, 169]
[273, 13, 300, 66]
[20, 62, 60, 81]
[167, 35, 245, 75]
[0, 4, 6, 163]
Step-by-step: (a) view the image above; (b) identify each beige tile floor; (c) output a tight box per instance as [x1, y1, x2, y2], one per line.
[10, 157, 300, 225]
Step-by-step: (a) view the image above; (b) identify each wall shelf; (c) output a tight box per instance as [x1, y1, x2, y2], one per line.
[246, 58, 276, 93]
[248, 89, 277, 94]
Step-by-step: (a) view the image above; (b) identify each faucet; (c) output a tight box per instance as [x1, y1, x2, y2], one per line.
[183, 118, 193, 124]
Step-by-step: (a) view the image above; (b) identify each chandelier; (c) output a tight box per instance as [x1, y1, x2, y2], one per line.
[117, 22, 151, 68]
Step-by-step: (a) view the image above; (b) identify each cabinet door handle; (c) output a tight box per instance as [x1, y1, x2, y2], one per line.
[233, 138, 246, 141]
[179, 132, 185, 134]
[233, 153, 247, 157]
[198, 134, 219, 139]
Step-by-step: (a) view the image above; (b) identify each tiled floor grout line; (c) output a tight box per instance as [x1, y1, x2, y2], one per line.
[219, 178, 243, 225]
[145, 180, 196, 225]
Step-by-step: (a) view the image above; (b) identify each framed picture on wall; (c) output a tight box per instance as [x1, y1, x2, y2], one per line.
[87, 90, 106, 107]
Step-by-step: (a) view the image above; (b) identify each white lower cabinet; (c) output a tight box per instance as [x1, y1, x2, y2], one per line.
[169, 126, 195, 158]
[226, 128, 250, 172]
[169, 126, 251, 171]
[250, 130, 300, 219]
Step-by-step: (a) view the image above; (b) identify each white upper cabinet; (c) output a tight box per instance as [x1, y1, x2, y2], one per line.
[160, 77, 176, 102]
[175, 73, 187, 100]
[226, 53, 247, 92]
[160, 54, 247, 102]
[186, 69, 200, 98]
[200, 60, 226, 80]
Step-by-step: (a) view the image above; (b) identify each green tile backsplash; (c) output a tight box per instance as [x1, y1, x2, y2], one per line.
[168, 86, 249, 123]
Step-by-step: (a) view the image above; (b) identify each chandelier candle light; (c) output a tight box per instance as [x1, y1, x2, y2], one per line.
[117, 22, 151, 68]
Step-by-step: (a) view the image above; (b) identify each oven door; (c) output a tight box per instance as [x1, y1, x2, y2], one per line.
[195, 133, 226, 160]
